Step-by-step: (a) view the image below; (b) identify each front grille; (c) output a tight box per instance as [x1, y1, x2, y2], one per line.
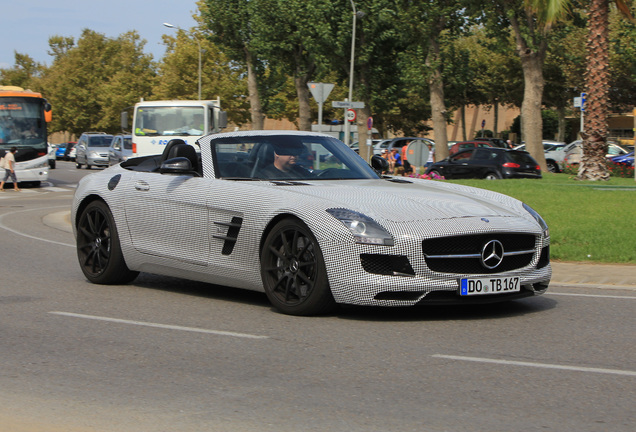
[422, 233, 537, 274]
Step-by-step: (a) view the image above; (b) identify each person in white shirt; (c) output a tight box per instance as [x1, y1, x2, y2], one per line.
[0, 147, 20, 192]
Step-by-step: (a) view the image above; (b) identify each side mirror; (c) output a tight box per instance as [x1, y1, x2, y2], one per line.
[371, 154, 389, 173]
[217, 110, 228, 129]
[159, 157, 194, 175]
[121, 111, 128, 130]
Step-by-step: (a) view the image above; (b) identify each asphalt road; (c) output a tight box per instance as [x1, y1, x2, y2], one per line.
[0, 161, 634, 431]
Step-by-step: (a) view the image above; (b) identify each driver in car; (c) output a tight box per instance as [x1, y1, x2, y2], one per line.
[259, 142, 314, 180]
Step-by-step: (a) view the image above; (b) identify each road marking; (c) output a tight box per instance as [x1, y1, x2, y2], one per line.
[0, 206, 75, 247]
[432, 354, 636, 377]
[49, 311, 269, 340]
[548, 292, 636, 300]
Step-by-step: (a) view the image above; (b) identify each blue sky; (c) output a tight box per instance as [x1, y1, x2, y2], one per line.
[1, 1, 199, 69]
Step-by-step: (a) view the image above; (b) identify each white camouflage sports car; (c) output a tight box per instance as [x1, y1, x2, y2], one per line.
[72, 131, 551, 315]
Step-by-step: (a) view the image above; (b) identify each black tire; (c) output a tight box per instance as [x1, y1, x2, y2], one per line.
[546, 160, 559, 173]
[86, 164, 91, 169]
[76, 162, 82, 169]
[429, 170, 442, 178]
[76, 200, 139, 284]
[484, 172, 501, 180]
[49, 160, 56, 169]
[261, 218, 336, 316]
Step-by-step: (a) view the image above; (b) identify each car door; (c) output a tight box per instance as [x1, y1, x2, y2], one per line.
[465, 148, 499, 178]
[124, 171, 211, 266]
[445, 149, 475, 178]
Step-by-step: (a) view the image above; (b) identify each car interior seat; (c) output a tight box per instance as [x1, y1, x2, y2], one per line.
[160, 139, 200, 175]
[249, 142, 275, 178]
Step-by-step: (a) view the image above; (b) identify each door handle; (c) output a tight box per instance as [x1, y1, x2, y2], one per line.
[134, 181, 150, 191]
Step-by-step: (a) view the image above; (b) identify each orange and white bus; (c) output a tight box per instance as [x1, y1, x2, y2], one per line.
[0, 86, 52, 186]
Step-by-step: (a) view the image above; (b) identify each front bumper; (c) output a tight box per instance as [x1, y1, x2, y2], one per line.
[321, 218, 551, 307]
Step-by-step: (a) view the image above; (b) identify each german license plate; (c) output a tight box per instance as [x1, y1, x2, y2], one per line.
[459, 277, 520, 296]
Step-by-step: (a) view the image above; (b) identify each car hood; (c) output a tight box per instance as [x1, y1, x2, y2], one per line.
[257, 178, 525, 223]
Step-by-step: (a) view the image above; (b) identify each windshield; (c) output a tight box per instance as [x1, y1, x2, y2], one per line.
[212, 134, 381, 181]
[0, 97, 47, 159]
[134, 106, 205, 136]
[88, 135, 113, 147]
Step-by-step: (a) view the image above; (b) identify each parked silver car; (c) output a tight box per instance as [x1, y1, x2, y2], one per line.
[75, 132, 113, 169]
[108, 134, 133, 166]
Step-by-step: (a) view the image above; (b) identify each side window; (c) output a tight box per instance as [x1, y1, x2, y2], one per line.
[451, 149, 474, 162]
[473, 148, 490, 161]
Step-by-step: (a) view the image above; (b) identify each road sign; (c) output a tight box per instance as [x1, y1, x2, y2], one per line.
[332, 101, 365, 109]
[347, 109, 357, 122]
[367, 116, 373, 130]
[308, 82, 334, 104]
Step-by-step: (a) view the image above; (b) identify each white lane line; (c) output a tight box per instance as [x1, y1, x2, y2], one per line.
[547, 292, 636, 300]
[432, 354, 636, 377]
[49, 311, 269, 340]
[0, 205, 75, 248]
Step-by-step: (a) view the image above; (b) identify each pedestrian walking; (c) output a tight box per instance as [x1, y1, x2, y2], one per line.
[0, 147, 21, 191]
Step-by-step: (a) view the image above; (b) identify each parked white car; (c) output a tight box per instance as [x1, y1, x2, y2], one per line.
[513, 141, 565, 173]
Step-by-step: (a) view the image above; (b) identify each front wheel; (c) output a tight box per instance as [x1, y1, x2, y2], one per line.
[546, 161, 559, 173]
[76, 200, 139, 284]
[261, 218, 336, 315]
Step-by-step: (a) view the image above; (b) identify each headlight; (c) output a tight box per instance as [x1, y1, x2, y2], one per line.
[523, 203, 549, 237]
[327, 208, 394, 246]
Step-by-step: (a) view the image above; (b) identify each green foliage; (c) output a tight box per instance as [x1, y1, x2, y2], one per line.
[0, 53, 45, 88]
[38, 29, 155, 135]
[154, 30, 251, 126]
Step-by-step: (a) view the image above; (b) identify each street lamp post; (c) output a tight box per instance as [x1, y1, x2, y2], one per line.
[344, 2, 365, 148]
[163, 22, 202, 100]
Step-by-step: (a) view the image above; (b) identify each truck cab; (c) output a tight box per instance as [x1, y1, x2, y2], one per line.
[122, 99, 227, 157]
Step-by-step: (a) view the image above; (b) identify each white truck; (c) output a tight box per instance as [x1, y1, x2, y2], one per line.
[122, 98, 227, 157]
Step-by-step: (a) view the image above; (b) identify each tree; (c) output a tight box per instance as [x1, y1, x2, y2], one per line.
[578, 0, 634, 180]
[201, 0, 266, 129]
[155, 29, 251, 126]
[0, 53, 45, 89]
[40, 29, 155, 135]
[251, 0, 338, 131]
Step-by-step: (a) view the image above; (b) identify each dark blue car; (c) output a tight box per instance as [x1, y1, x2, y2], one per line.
[610, 152, 634, 167]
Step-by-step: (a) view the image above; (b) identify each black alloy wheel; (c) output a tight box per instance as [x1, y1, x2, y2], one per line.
[76, 200, 138, 284]
[261, 218, 335, 315]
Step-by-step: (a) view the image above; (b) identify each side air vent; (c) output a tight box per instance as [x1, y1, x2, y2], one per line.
[213, 217, 243, 255]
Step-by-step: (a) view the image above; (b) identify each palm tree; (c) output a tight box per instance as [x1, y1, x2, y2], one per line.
[578, 0, 633, 180]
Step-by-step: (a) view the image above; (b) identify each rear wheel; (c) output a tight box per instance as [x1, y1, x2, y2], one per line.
[261, 218, 336, 315]
[76, 200, 138, 284]
[484, 172, 501, 180]
[429, 170, 442, 178]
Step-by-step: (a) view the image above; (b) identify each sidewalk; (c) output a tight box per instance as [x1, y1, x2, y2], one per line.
[550, 261, 636, 290]
[44, 210, 636, 290]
